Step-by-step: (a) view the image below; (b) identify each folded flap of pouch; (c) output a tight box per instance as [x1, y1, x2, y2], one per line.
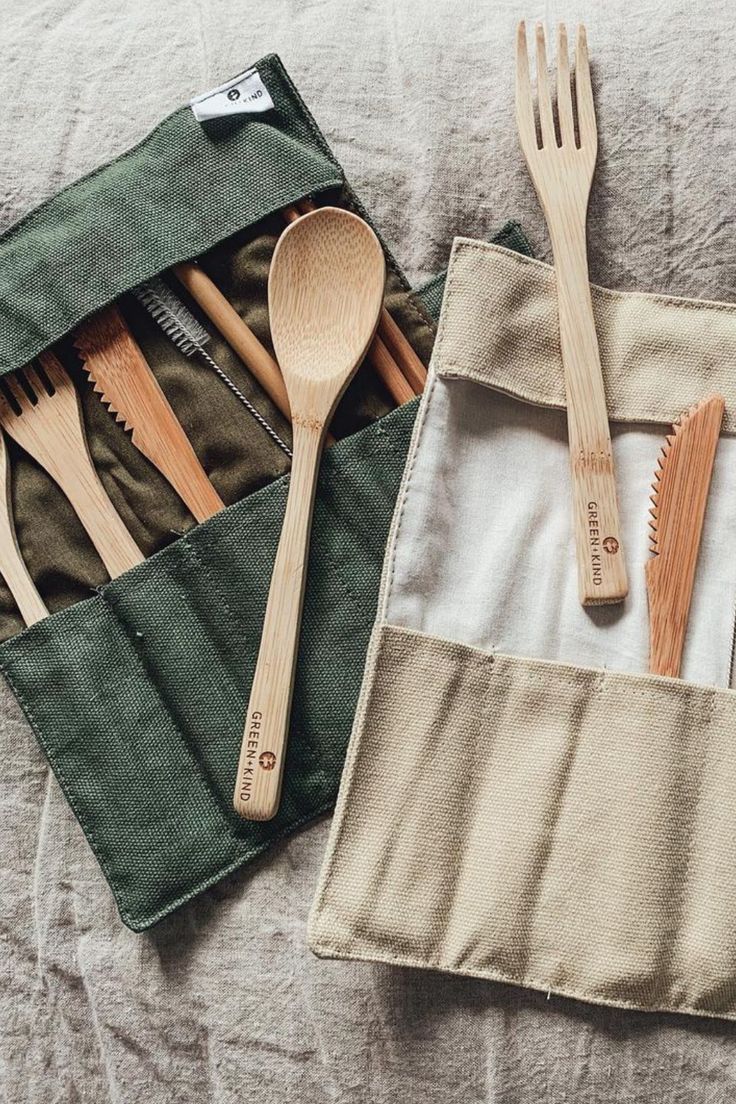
[310, 623, 736, 1022]
[436, 240, 736, 433]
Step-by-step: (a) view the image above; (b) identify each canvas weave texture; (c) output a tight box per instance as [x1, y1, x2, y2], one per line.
[439, 241, 736, 432]
[0, 54, 345, 376]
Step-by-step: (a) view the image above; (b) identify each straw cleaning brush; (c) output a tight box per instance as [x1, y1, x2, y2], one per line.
[133, 277, 292, 458]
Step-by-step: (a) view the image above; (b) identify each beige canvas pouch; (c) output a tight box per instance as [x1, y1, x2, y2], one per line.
[308, 239, 736, 1022]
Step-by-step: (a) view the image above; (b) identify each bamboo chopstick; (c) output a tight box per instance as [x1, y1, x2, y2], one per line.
[173, 261, 291, 420]
[370, 333, 415, 405]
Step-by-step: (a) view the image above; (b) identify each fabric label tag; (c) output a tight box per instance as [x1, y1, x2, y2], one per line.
[190, 68, 274, 122]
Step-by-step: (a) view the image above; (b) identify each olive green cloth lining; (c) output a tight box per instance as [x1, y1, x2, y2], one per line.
[0, 193, 430, 639]
[309, 623, 736, 1023]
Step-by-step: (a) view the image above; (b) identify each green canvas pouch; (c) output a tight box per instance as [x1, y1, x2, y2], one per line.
[0, 54, 530, 929]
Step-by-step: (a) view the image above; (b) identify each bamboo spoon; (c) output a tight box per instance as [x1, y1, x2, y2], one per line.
[516, 22, 627, 605]
[296, 198, 428, 395]
[0, 431, 47, 626]
[0, 353, 143, 578]
[233, 207, 385, 820]
[284, 200, 424, 402]
[74, 304, 225, 523]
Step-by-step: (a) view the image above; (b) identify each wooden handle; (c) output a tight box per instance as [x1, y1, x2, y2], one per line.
[173, 262, 292, 420]
[646, 558, 683, 677]
[646, 395, 724, 678]
[156, 453, 223, 523]
[551, 216, 628, 605]
[371, 333, 415, 405]
[77, 305, 224, 524]
[0, 517, 47, 625]
[377, 307, 427, 395]
[56, 456, 144, 578]
[0, 436, 47, 625]
[128, 422, 223, 520]
[233, 422, 323, 820]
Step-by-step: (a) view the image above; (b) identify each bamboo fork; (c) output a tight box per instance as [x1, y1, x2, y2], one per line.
[284, 199, 426, 402]
[0, 354, 143, 578]
[0, 431, 47, 626]
[516, 22, 627, 604]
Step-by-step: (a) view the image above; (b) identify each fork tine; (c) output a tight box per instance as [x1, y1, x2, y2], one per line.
[5, 375, 31, 414]
[24, 364, 47, 399]
[515, 21, 538, 152]
[575, 24, 597, 148]
[556, 24, 575, 146]
[37, 349, 69, 392]
[534, 23, 556, 147]
[0, 388, 15, 423]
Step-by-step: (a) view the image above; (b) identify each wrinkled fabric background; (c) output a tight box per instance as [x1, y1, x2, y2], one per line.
[3, 1, 736, 1101]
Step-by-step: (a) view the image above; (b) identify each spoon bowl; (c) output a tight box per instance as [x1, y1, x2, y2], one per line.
[268, 206, 386, 423]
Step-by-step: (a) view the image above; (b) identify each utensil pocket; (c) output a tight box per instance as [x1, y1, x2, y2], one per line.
[309, 238, 736, 1021]
[0, 406, 415, 929]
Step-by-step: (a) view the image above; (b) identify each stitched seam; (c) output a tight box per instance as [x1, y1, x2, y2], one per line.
[382, 246, 462, 612]
[0, 407, 411, 928]
[307, 624, 386, 923]
[270, 55, 343, 167]
[372, 623, 736, 691]
[137, 803, 335, 930]
[311, 626, 736, 1012]
[98, 581, 239, 850]
[438, 365, 736, 435]
[0, 54, 307, 247]
[383, 375, 437, 615]
[320, 423, 400, 610]
[308, 943, 736, 1022]
[666, 688, 719, 973]
[181, 533, 237, 625]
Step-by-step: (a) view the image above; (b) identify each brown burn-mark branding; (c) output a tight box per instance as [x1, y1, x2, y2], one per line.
[587, 502, 602, 585]
[238, 710, 263, 803]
